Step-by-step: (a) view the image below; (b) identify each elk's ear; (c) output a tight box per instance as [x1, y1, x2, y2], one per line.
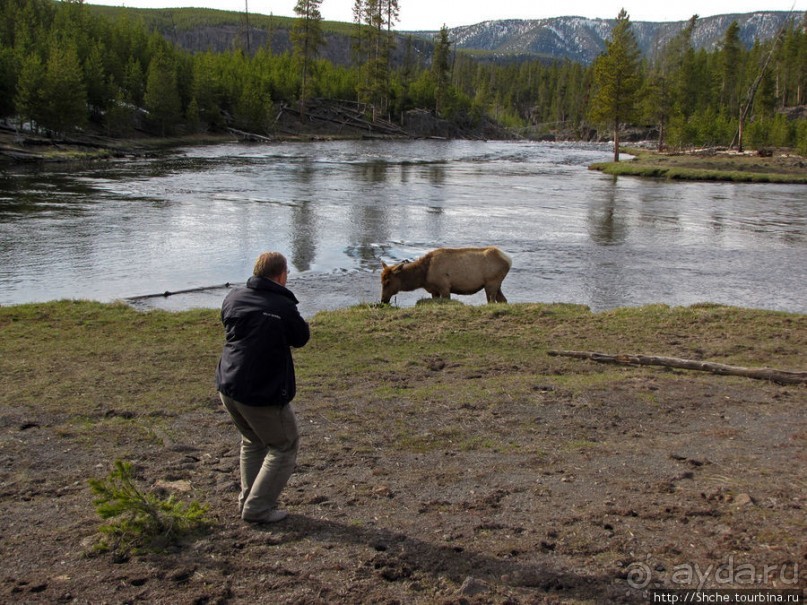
[381, 261, 389, 270]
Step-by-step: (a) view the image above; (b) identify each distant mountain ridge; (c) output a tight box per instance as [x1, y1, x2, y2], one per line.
[420, 11, 801, 64]
[92, 6, 801, 67]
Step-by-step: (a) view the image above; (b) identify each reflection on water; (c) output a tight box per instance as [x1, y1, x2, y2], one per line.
[1, 140, 805, 316]
[588, 180, 628, 245]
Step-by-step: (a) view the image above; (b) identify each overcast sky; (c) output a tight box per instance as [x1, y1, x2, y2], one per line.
[88, 1, 805, 31]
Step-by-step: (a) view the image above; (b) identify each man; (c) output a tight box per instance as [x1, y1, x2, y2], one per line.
[216, 252, 310, 523]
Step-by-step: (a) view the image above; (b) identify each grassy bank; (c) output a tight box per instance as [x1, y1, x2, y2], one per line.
[2, 299, 805, 453]
[3, 300, 804, 419]
[1, 300, 805, 603]
[590, 148, 807, 183]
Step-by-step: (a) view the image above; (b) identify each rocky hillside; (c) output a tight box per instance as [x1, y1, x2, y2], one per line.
[425, 11, 801, 64]
[89, 6, 800, 66]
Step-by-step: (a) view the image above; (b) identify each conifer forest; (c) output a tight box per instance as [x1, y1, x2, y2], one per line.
[1, 0, 806, 153]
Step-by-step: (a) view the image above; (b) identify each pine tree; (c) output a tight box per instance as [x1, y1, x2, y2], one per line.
[123, 57, 145, 106]
[799, 13, 807, 106]
[84, 41, 110, 120]
[143, 49, 181, 135]
[89, 460, 210, 557]
[431, 25, 451, 115]
[292, 0, 324, 115]
[0, 46, 17, 120]
[589, 9, 643, 161]
[40, 41, 87, 134]
[14, 51, 45, 130]
[10, 0, 55, 58]
[190, 52, 223, 130]
[719, 21, 743, 117]
[645, 15, 697, 150]
[352, 0, 399, 120]
[105, 87, 135, 136]
[234, 74, 270, 133]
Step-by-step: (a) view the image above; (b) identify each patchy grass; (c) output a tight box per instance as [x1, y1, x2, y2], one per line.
[3, 300, 803, 420]
[590, 148, 807, 183]
[0, 300, 220, 417]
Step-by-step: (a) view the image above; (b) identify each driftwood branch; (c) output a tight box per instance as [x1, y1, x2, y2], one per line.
[547, 350, 807, 385]
[126, 282, 233, 301]
[227, 127, 274, 142]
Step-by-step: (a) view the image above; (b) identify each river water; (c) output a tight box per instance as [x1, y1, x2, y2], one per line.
[1, 140, 805, 317]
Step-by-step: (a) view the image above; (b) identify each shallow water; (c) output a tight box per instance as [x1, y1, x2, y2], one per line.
[1, 140, 805, 317]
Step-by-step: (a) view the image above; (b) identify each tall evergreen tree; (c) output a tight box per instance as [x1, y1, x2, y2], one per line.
[40, 41, 87, 134]
[190, 52, 223, 130]
[381, 0, 399, 35]
[84, 41, 110, 119]
[798, 13, 807, 105]
[123, 57, 145, 106]
[719, 21, 743, 117]
[431, 25, 451, 115]
[143, 49, 181, 135]
[645, 15, 697, 150]
[10, 0, 55, 58]
[105, 87, 136, 135]
[234, 74, 270, 133]
[291, 0, 324, 114]
[352, 0, 399, 120]
[14, 51, 44, 129]
[734, 22, 789, 151]
[589, 9, 643, 161]
[0, 46, 17, 120]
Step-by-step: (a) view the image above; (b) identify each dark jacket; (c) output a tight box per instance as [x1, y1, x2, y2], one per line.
[215, 276, 310, 406]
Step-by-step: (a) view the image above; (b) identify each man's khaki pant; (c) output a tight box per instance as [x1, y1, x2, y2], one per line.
[219, 393, 299, 519]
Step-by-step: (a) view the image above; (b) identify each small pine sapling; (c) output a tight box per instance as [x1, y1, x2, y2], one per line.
[88, 460, 210, 557]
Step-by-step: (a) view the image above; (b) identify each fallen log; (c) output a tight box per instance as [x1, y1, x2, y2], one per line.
[546, 350, 807, 385]
[283, 99, 409, 136]
[306, 106, 407, 135]
[126, 282, 233, 301]
[226, 127, 274, 142]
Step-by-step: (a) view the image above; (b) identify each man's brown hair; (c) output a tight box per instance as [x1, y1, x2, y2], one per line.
[253, 252, 288, 279]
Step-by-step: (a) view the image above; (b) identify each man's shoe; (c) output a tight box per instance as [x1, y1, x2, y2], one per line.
[243, 509, 288, 524]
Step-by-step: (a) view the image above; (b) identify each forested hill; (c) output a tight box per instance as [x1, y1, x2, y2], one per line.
[87, 5, 431, 67]
[430, 12, 799, 64]
[88, 5, 797, 65]
[3, 2, 805, 154]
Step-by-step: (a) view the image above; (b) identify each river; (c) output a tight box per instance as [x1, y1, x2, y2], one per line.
[1, 140, 805, 317]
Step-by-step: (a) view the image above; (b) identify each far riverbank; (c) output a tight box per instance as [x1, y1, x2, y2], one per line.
[590, 147, 807, 183]
[4, 122, 806, 184]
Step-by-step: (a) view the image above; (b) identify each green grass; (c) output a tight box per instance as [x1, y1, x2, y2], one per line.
[1, 300, 804, 425]
[0, 300, 221, 416]
[590, 148, 807, 183]
[591, 162, 807, 183]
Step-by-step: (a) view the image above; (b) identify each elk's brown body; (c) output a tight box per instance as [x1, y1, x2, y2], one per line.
[381, 246, 512, 304]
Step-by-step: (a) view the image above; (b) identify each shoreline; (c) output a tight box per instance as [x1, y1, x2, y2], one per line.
[4, 126, 806, 184]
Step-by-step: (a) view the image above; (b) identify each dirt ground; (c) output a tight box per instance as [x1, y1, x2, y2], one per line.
[1, 358, 804, 604]
[2, 113, 804, 604]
